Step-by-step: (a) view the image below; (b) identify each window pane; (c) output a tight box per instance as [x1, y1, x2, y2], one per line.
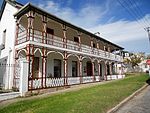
[2, 29, 6, 46]
[74, 37, 79, 43]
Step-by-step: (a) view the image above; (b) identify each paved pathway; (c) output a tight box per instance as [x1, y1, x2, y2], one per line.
[115, 86, 150, 113]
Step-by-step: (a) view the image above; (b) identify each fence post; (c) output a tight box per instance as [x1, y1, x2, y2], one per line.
[20, 60, 29, 96]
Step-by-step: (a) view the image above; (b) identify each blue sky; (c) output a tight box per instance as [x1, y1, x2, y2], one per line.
[1, 0, 150, 53]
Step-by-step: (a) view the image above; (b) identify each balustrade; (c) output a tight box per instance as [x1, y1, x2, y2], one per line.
[17, 30, 123, 62]
[67, 77, 80, 85]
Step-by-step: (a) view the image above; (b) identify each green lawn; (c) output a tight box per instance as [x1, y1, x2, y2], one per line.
[0, 73, 149, 113]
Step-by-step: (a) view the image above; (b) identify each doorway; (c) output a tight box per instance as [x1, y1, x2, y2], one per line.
[87, 62, 92, 76]
[72, 61, 77, 77]
[54, 59, 61, 78]
[33, 57, 39, 78]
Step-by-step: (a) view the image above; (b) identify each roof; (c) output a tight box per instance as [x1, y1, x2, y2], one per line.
[0, 0, 23, 21]
[14, 3, 124, 50]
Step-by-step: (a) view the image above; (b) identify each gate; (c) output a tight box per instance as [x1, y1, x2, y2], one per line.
[13, 60, 21, 90]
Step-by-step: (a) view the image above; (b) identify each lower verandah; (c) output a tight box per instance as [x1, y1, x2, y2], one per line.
[16, 48, 120, 91]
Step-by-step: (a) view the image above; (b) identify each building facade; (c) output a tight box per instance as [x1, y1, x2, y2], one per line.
[0, 0, 124, 93]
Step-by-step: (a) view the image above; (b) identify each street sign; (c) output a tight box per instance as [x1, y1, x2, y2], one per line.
[146, 60, 150, 65]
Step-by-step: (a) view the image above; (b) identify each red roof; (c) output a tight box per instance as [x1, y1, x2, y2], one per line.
[146, 60, 150, 65]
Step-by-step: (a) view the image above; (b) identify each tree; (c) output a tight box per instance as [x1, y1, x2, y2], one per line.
[124, 52, 145, 69]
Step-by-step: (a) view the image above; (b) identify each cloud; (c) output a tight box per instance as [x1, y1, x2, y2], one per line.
[88, 14, 150, 44]
[36, 0, 112, 28]
[35, 0, 150, 53]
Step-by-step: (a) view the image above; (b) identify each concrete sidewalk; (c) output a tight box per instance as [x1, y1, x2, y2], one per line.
[0, 92, 20, 101]
[115, 85, 150, 113]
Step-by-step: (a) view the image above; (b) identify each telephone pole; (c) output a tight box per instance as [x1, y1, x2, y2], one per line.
[145, 27, 150, 43]
[145, 27, 150, 76]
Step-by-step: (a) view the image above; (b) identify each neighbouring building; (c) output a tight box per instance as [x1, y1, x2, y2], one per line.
[139, 60, 149, 72]
[0, 0, 125, 95]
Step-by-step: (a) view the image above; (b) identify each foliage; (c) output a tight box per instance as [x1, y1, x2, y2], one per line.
[124, 52, 145, 68]
[0, 73, 149, 113]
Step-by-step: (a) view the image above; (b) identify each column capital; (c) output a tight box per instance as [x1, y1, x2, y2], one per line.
[63, 28, 67, 31]
[79, 60, 82, 62]
[77, 31, 82, 36]
[42, 15, 47, 23]
[42, 55, 47, 58]
[27, 11, 35, 18]
[62, 24, 68, 31]
[63, 58, 67, 61]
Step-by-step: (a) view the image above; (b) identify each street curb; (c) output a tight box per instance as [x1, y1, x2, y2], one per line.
[107, 84, 149, 113]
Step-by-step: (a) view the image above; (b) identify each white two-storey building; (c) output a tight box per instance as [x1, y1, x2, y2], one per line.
[0, 0, 124, 93]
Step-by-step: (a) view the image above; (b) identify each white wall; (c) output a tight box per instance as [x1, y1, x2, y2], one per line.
[0, 3, 18, 89]
[139, 60, 149, 72]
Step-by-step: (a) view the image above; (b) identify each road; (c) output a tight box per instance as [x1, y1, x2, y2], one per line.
[115, 86, 150, 113]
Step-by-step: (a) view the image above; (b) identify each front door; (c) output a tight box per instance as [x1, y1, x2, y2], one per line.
[33, 57, 39, 78]
[87, 62, 92, 76]
[107, 64, 110, 75]
[54, 59, 61, 78]
[72, 61, 77, 77]
[100, 64, 102, 76]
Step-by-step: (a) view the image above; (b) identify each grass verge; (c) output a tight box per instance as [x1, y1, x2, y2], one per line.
[0, 73, 149, 113]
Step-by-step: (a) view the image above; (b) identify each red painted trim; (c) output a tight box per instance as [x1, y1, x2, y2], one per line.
[41, 49, 44, 88]
[31, 45, 34, 91]
[66, 59, 68, 85]
[45, 53, 47, 87]
[79, 60, 83, 84]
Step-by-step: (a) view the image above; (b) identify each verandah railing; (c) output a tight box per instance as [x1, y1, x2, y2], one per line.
[16, 29, 123, 62]
[28, 74, 125, 90]
[28, 75, 101, 90]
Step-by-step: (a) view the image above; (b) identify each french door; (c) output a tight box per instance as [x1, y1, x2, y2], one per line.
[72, 61, 77, 77]
[87, 62, 92, 76]
[54, 59, 61, 78]
[33, 57, 39, 78]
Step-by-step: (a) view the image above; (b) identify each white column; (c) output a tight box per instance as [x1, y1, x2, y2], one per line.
[64, 59, 68, 86]
[19, 60, 29, 96]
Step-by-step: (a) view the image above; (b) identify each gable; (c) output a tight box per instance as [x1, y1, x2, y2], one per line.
[0, 0, 6, 21]
[0, 0, 23, 21]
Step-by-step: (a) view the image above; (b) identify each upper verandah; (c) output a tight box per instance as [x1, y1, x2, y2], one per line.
[13, 2, 124, 51]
